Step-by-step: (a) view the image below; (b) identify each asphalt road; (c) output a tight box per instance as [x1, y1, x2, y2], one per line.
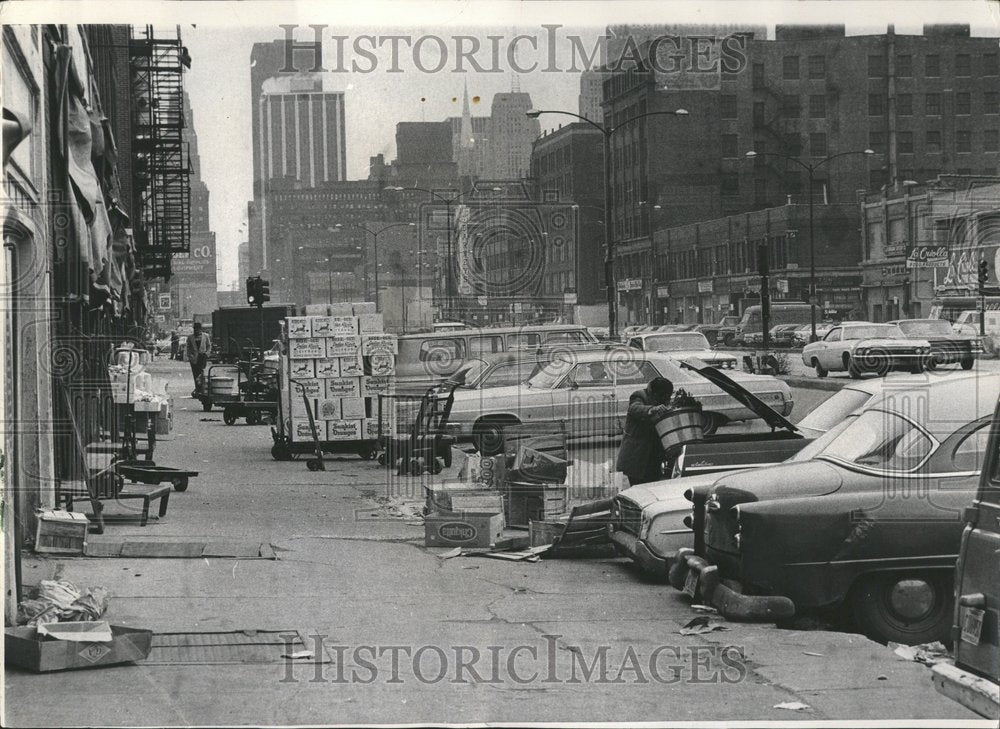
[6, 360, 976, 725]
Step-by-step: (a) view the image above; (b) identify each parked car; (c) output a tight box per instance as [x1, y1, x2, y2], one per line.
[444, 350, 605, 392]
[801, 322, 932, 378]
[695, 316, 741, 346]
[671, 372, 1000, 645]
[769, 323, 802, 348]
[889, 318, 980, 370]
[395, 324, 598, 393]
[610, 377, 889, 576]
[444, 350, 793, 454]
[932, 396, 1000, 718]
[626, 331, 738, 369]
[791, 322, 835, 348]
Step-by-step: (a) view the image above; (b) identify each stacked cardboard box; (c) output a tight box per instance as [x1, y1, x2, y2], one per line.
[279, 302, 396, 443]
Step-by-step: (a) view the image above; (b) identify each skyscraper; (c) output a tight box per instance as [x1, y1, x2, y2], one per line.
[485, 91, 540, 179]
[577, 70, 606, 125]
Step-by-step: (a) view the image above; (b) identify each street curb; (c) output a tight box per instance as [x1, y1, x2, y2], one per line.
[778, 375, 847, 391]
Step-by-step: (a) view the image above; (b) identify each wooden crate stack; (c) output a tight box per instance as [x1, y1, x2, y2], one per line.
[279, 302, 397, 444]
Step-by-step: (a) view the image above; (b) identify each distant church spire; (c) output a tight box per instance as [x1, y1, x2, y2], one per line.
[460, 80, 474, 150]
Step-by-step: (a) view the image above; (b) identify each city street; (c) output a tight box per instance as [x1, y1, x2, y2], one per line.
[5, 359, 977, 725]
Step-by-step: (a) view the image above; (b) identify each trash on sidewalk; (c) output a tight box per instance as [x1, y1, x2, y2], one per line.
[34, 510, 89, 555]
[5, 624, 153, 673]
[891, 641, 950, 665]
[678, 615, 730, 635]
[773, 702, 811, 711]
[36, 621, 113, 642]
[465, 545, 552, 562]
[438, 547, 463, 560]
[280, 650, 315, 660]
[16, 580, 109, 626]
[424, 512, 505, 548]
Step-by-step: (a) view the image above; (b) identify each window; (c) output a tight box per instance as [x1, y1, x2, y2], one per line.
[869, 130, 886, 154]
[784, 133, 802, 156]
[543, 331, 589, 344]
[721, 133, 739, 158]
[468, 336, 503, 355]
[824, 328, 842, 342]
[951, 424, 991, 473]
[608, 359, 659, 385]
[783, 55, 800, 80]
[782, 94, 801, 118]
[926, 93, 941, 116]
[986, 93, 1000, 115]
[986, 54, 999, 76]
[869, 93, 885, 116]
[808, 55, 826, 79]
[956, 54, 971, 77]
[898, 131, 914, 154]
[810, 132, 827, 157]
[752, 63, 765, 87]
[957, 130, 972, 154]
[482, 363, 532, 389]
[753, 101, 766, 125]
[956, 92, 971, 115]
[507, 332, 541, 349]
[925, 54, 941, 77]
[418, 338, 465, 364]
[809, 94, 826, 118]
[897, 93, 912, 116]
[819, 410, 933, 472]
[868, 54, 886, 77]
[986, 130, 999, 153]
[720, 94, 737, 119]
[926, 130, 942, 153]
[896, 54, 913, 77]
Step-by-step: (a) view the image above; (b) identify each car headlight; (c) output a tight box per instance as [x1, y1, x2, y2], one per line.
[855, 347, 867, 355]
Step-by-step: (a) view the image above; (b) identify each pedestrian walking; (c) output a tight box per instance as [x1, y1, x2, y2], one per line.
[185, 322, 212, 393]
[170, 330, 179, 360]
[615, 376, 674, 486]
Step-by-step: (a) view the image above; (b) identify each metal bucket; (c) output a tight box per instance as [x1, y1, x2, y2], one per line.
[654, 408, 705, 451]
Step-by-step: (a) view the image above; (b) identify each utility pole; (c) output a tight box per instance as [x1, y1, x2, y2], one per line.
[758, 243, 771, 352]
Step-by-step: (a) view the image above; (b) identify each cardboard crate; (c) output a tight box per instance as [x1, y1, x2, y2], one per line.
[365, 354, 395, 375]
[290, 398, 319, 418]
[326, 335, 362, 358]
[450, 494, 504, 515]
[425, 482, 493, 512]
[34, 510, 88, 555]
[361, 375, 395, 398]
[339, 397, 366, 420]
[286, 317, 313, 338]
[291, 419, 323, 441]
[290, 378, 323, 399]
[5, 625, 153, 673]
[358, 312, 384, 333]
[288, 338, 325, 359]
[315, 398, 342, 420]
[313, 358, 341, 378]
[325, 377, 361, 399]
[507, 485, 569, 528]
[287, 359, 315, 378]
[328, 303, 356, 316]
[361, 333, 398, 355]
[327, 419, 362, 441]
[424, 512, 505, 548]
[339, 355, 364, 376]
[352, 302, 377, 315]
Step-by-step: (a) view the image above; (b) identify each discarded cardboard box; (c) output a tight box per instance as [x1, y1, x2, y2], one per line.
[424, 512, 505, 548]
[450, 494, 504, 515]
[34, 510, 89, 555]
[5, 625, 153, 673]
[425, 481, 491, 513]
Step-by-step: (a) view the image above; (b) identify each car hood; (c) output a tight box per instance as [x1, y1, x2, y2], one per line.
[678, 358, 797, 433]
[451, 384, 528, 403]
[854, 337, 931, 347]
[617, 471, 729, 509]
[708, 459, 844, 511]
[659, 349, 736, 361]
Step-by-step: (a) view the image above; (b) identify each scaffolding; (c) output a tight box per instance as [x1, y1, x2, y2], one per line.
[129, 25, 191, 280]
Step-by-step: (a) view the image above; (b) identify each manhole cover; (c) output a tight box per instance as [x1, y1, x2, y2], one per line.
[141, 630, 307, 665]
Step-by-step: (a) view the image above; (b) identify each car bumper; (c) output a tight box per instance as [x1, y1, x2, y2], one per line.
[608, 527, 671, 577]
[668, 547, 795, 622]
[931, 661, 1000, 720]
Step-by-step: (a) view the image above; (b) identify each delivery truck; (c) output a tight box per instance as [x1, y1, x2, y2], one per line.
[211, 304, 296, 362]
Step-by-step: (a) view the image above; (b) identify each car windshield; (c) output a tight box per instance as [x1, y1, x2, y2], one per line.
[789, 416, 858, 462]
[480, 362, 535, 388]
[897, 320, 954, 336]
[815, 409, 934, 471]
[795, 388, 875, 432]
[643, 333, 710, 351]
[844, 325, 905, 339]
[446, 359, 488, 388]
[527, 359, 576, 389]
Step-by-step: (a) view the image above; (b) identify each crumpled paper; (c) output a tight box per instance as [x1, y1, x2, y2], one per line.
[16, 580, 109, 626]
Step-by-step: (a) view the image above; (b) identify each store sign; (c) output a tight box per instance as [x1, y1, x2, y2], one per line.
[884, 243, 908, 258]
[697, 280, 714, 293]
[656, 285, 670, 298]
[776, 279, 789, 294]
[563, 291, 577, 305]
[158, 293, 172, 310]
[171, 233, 217, 282]
[881, 264, 907, 279]
[616, 278, 643, 292]
[906, 246, 949, 269]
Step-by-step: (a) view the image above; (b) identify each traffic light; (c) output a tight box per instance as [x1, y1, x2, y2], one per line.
[259, 278, 270, 305]
[978, 259, 989, 288]
[246, 276, 259, 306]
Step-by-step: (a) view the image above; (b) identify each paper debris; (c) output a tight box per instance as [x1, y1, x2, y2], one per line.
[891, 641, 949, 665]
[774, 702, 810, 711]
[690, 604, 717, 613]
[438, 547, 462, 560]
[281, 650, 314, 660]
[37, 620, 113, 642]
[802, 651, 824, 657]
[678, 615, 729, 635]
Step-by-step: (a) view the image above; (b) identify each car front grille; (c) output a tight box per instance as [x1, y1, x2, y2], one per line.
[614, 497, 644, 537]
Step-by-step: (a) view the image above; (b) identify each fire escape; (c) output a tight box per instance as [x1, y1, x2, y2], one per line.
[129, 25, 191, 280]
[751, 75, 800, 207]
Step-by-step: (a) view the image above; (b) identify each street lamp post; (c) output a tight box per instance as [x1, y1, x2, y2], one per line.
[351, 222, 415, 313]
[744, 148, 876, 342]
[527, 108, 688, 339]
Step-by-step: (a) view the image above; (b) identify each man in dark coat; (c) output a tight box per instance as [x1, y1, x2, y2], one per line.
[169, 331, 179, 360]
[615, 376, 674, 486]
[185, 322, 212, 391]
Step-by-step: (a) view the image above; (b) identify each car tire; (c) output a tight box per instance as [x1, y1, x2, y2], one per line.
[961, 356, 975, 370]
[849, 571, 953, 646]
[473, 418, 516, 457]
[723, 334, 736, 347]
[813, 358, 828, 378]
[845, 354, 863, 379]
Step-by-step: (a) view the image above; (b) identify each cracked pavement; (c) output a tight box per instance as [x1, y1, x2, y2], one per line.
[5, 360, 978, 725]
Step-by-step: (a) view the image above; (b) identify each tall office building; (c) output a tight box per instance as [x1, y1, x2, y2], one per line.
[485, 92, 540, 179]
[578, 70, 606, 125]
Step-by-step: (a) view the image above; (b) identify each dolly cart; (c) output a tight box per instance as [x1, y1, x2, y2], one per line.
[377, 383, 458, 476]
[270, 378, 378, 463]
[220, 361, 279, 426]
